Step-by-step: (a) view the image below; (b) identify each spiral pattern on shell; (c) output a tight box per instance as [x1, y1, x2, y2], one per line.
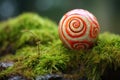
[59, 9, 100, 50]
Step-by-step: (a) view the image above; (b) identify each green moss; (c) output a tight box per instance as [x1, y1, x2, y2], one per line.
[0, 13, 58, 52]
[0, 13, 120, 80]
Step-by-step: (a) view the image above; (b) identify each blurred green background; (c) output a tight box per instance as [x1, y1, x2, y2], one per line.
[0, 0, 120, 34]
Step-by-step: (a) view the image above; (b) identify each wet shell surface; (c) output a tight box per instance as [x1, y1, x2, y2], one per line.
[58, 9, 100, 50]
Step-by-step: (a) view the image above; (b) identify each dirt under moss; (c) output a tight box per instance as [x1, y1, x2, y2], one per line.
[0, 13, 120, 80]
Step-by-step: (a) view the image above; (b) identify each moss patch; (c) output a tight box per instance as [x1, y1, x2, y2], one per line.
[0, 13, 120, 80]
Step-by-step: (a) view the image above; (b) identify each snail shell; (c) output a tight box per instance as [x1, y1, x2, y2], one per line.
[58, 9, 100, 50]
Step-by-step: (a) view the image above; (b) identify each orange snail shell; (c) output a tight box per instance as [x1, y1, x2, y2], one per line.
[58, 9, 100, 50]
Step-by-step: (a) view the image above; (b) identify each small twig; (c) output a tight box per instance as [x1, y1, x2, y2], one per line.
[36, 40, 41, 55]
[21, 29, 41, 55]
[21, 29, 38, 39]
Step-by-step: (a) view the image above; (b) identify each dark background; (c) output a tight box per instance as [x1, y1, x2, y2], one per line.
[0, 0, 120, 34]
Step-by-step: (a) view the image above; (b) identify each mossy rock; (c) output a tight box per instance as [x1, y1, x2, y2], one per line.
[0, 13, 58, 55]
[0, 13, 120, 80]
